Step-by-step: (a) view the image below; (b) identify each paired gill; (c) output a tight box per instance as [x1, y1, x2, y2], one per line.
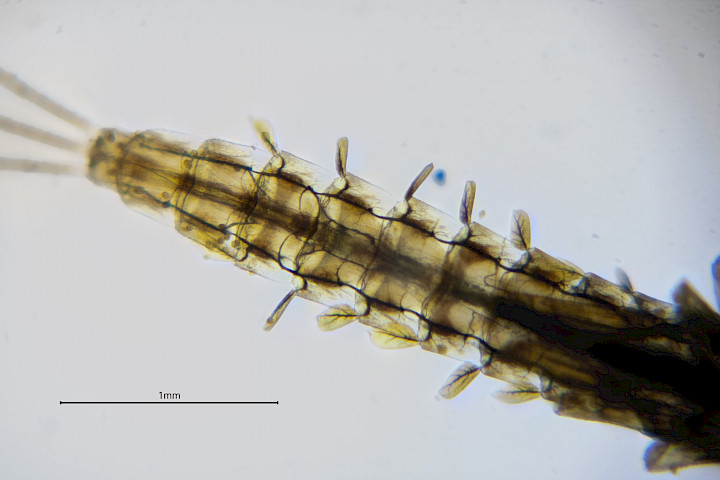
[1, 68, 719, 473]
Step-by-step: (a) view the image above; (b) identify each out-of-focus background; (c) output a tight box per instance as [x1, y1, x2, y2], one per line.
[0, 1, 718, 479]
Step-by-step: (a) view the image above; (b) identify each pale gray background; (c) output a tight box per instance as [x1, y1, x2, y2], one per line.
[0, 1, 719, 479]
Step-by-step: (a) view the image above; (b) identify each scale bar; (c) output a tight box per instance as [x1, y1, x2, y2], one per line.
[60, 401, 278, 405]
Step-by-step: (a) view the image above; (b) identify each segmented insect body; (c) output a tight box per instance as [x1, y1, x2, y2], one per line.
[2, 69, 719, 473]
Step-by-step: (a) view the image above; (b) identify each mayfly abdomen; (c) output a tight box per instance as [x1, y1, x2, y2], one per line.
[53, 122, 720, 472]
[88, 124, 720, 471]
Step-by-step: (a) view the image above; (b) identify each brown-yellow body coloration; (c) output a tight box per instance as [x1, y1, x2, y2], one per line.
[2, 68, 720, 473]
[87, 126, 720, 473]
